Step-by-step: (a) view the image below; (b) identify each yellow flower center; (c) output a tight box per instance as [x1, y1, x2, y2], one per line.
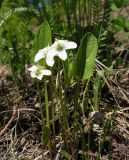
[56, 43, 64, 51]
[35, 69, 41, 76]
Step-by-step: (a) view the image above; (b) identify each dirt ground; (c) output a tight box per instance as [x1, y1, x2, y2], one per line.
[0, 64, 129, 160]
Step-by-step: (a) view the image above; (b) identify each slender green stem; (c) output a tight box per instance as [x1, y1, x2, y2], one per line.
[44, 79, 50, 128]
[50, 72, 56, 146]
[61, 0, 73, 36]
[74, 80, 79, 111]
[58, 59, 64, 115]
[37, 82, 46, 160]
[78, 0, 81, 24]
[44, 78, 54, 157]
[74, 78, 82, 113]
[88, 0, 92, 26]
[52, 99, 56, 134]
[37, 82, 44, 126]
[62, 62, 73, 151]
[97, 113, 115, 160]
[85, 0, 89, 26]
[83, 0, 86, 27]
[58, 58, 68, 150]
[81, 79, 90, 113]
[87, 116, 91, 159]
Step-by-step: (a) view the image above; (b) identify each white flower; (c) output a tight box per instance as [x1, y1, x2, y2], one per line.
[34, 48, 48, 62]
[34, 46, 55, 67]
[28, 65, 51, 80]
[34, 39, 77, 67]
[47, 39, 77, 61]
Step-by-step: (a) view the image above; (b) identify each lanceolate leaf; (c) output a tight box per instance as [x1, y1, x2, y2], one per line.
[63, 59, 76, 85]
[68, 60, 76, 81]
[76, 33, 98, 80]
[33, 22, 52, 54]
[83, 34, 98, 79]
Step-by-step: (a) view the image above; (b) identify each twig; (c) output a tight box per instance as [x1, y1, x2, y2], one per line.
[0, 106, 16, 137]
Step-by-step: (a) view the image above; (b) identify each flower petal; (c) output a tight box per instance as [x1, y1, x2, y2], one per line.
[52, 39, 77, 50]
[41, 69, 51, 76]
[30, 71, 36, 78]
[37, 73, 44, 80]
[58, 50, 67, 61]
[47, 48, 57, 59]
[51, 40, 58, 48]
[34, 48, 47, 62]
[63, 41, 77, 50]
[46, 58, 55, 67]
[28, 65, 37, 71]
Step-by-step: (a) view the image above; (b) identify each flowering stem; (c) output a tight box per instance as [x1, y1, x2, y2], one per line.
[44, 79, 50, 128]
[37, 82, 46, 159]
[44, 78, 53, 157]
[81, 79, 90, 113]
[37, 82, 44, 126]
[58, 58, 68, 150]
[50, 71, 57, 155]
[50, 74, 56, 140]
[74, 78, 81, 112]
[62, 62, 73, 150]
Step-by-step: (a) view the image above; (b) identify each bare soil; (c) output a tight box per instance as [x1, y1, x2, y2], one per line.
[0, 65, 129, 160]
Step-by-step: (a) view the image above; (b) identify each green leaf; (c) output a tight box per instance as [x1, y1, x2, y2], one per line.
[63, 59, 76, 85]
[60, 150, 72, 160]
[68, 60, 76, 81]
[116, 15, 125, 26]
[111, 0, 125, 9]
[111, 3, 120, 10]
[76, 33, 98, 80]
[76, 34, 87, 78]
[42, 126, 50, 146]
[124, 20, 129, 32]
[83, 34, 98, 79]
[111, 15, 125, 32]
[111, 0, 129, 10]
[113, 24, 124, 32]
[63, 60, 70, 86]
[32, 22, 52, 59]
[63, 58, 77, 86]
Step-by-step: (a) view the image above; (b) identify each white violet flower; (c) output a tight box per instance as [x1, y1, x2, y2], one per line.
[34, 46, 55, 67]
[34, 47, 48, 62]
[47, 39, 77, 61]
[28, 65, 51, 80]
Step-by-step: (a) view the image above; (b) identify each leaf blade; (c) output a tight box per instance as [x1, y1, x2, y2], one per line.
[76, 33, 98, 80]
